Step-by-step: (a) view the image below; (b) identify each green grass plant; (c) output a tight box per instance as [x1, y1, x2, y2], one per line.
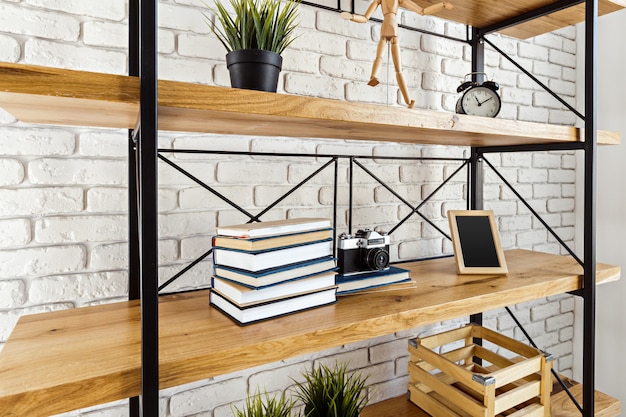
[293, 362, 369, 417]
[232, 389, 296, 417]
[205, 0, 299, 54]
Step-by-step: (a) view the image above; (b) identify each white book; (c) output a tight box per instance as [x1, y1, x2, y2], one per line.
[212, 240, 333, 272]
[214, 256, 337, 288]
[212, 271, 336, 305]
[216, 218, 331, 239]
[210, 287, 337, 325]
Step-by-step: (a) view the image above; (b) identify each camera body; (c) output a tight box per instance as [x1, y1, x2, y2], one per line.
[337, 228, 390, 276]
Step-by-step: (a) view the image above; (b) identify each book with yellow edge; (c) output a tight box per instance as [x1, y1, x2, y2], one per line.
[212, 228, 332, 252]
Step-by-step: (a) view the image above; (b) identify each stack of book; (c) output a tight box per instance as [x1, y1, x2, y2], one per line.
[210, 218, 337, 325]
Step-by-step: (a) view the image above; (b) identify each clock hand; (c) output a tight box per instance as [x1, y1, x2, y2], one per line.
[479, 97, 493, 105]
[475, 96, 481, 105]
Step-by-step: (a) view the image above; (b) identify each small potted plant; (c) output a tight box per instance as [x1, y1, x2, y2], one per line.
[204, 0, 300, 92]
[292, 362, 369, 417]
[232, 389, 297, 417]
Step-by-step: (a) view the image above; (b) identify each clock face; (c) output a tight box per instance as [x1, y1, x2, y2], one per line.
[459, 86, 501, 117]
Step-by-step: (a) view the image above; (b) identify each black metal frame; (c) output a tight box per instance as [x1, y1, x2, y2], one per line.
[128, 0, 600, 415]
[156, 150, 339, 292]
[156, 151, 468, 293]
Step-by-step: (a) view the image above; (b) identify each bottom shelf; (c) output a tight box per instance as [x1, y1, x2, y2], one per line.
[362, 380, 621, 417]
[551, 379, 621, 417]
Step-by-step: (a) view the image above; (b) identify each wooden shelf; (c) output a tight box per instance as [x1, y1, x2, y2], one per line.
[0, 63, 620, 147]
[361, 380, 622, 417]
[0, 249, 619, 417]
[360, 369, 622, 417]
[431, 0, 625, 39]
[552, 381, 622, 417]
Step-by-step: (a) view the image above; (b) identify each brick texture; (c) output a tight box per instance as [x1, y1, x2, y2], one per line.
[0, 1, 582, 415]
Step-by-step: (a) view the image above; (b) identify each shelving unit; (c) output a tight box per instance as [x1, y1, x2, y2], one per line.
[0, 1, 624, 416]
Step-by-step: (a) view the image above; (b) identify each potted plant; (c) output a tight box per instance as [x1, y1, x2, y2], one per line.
[232, 389, 297, 417]
[204, 0, 300, 92]
[292, 362, 369, 417]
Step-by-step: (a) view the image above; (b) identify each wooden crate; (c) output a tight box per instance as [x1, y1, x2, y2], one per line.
[408, 324, 553, 417]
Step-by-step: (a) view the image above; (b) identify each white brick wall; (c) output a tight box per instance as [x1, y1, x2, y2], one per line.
[0, 0, 583, 415]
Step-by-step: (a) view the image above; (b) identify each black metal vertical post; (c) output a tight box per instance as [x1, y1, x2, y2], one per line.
[333, 157, 339, 254]
[128, 1, 140, 416]
[348, 157, 353, 234]
[468, 147, 484, 329]
[128, 133, 140, 417]
[469, 27, 484, 327]
[470, 28, 485, 84]
[138, 0, 160, 415]
[469, 148, 484, 212]
[128, 0, 140, 306]
[583, 1, 598, 416]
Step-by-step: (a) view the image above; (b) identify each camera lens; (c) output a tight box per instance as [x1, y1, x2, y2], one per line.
[365, 248, 390, 271]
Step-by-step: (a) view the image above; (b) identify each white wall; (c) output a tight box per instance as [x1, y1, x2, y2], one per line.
[575, 8, 626, 405]
[0, 1, 587, 415]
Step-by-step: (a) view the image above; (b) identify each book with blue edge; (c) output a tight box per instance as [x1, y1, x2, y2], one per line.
[209, 286, 337, 325]
[212, 239, 333, 272]
[335, 265, 411, 295]
[212, 271, 336, 305]
[214, 256, 337, 288]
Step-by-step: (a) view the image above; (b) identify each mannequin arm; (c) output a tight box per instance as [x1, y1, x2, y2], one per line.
[341, 0, 380, 22]
[399, 0, 453, 16]
[340, 11, 368, 22]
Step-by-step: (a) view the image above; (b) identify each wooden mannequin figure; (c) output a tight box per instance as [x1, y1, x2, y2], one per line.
[342, 1, 453, 108]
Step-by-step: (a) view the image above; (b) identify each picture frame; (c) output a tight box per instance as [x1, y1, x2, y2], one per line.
[447, 210, 508, 275]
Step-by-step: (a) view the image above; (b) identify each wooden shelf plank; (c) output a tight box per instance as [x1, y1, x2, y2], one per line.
[361, 381, 621, 417]
[0, 63, 620, 147]
[0, 63, 139, 129]
[431, 0, 625, 39]
[0, 249, 619, 417]
[552, 383, 622, 417]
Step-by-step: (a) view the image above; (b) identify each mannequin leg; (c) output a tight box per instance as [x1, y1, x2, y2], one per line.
[391, 38, 415, 108]
[368, 39, 387, 86]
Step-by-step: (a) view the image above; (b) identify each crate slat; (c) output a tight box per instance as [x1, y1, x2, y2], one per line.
[494, 381, 541, 414]
[410, 343, 488, 394]
[410, 362, 487, 416]
[409, 385, 469, 417]
[506, 403, 545, 417]
[489, 357, 542, 388]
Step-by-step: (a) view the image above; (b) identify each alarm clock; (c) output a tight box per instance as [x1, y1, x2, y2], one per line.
[455, 73, 501, 118]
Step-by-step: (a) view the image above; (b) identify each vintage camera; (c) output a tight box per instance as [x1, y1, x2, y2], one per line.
[337, 228, 390, 276]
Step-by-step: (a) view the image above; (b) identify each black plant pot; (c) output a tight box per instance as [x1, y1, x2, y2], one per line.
[226, 49, 283, 93]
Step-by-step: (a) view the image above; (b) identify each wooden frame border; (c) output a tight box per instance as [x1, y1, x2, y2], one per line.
[447, 210, 508, 275]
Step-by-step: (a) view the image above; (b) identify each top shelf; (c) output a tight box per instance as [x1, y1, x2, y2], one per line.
[431, 0, 625, 39]
[0, 63, 620, 147]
